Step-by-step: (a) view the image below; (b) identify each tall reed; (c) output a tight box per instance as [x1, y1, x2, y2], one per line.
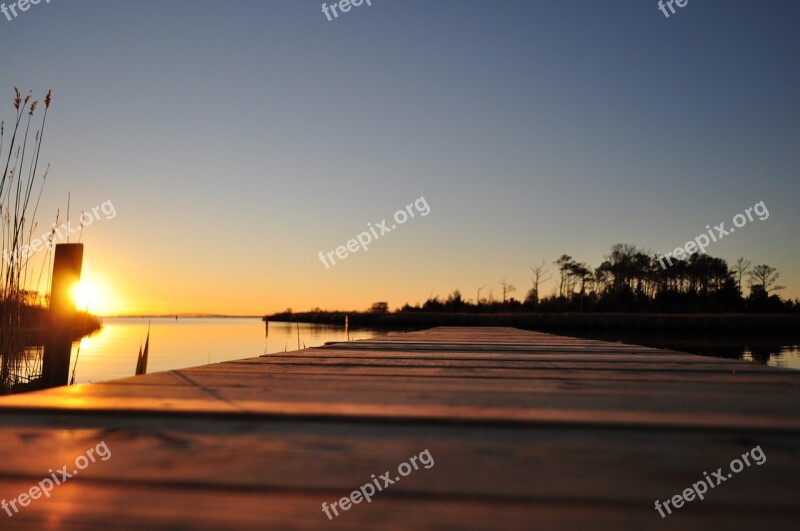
[0, 88, 53, 394]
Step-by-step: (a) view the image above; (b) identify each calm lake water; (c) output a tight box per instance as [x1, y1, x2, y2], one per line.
[70, 320, 798, 382]
[68, 317, 383, 384]
[5, 319, 798, 395]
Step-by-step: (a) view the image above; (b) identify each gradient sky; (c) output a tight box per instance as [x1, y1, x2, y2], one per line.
[2, 0, 799, 315]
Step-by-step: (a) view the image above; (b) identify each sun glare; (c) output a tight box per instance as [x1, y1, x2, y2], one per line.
[71, 277, 121, 315]
[72, 281, 96, 310]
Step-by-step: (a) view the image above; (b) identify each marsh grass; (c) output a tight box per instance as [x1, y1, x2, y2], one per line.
[0, 87, 55, 394]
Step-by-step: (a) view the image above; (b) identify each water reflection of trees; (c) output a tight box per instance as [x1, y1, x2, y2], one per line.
[685, 341, 788, 365]
[746, 345, 782, 365]
[565, 330, 797, 367]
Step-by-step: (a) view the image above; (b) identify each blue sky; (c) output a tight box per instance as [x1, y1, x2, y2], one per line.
[2, 0, 798, 313]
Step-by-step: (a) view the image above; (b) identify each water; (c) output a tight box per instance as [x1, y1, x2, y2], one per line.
[564, 331, 800, 371]
[4, 321, 798, 396]
[71, 322, 800, 383]
[67, 317, 383, 384]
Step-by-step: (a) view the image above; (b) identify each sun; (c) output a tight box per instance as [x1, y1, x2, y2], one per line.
[70, 276, 122, 315]
[72, 281, 97, 310]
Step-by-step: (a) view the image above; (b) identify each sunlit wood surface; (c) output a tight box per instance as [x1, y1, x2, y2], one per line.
[0, 327, 798, 529]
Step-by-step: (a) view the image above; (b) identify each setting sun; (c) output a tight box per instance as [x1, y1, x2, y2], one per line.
[71, 277, 122, 315]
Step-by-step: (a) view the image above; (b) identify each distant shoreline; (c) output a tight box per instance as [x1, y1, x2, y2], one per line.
[264, 311, 800, 335]
[99, 314, 264, 319]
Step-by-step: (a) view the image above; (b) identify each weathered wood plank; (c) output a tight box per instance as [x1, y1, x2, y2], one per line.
[3, 480, 796, 531]
[1, 391, 797, 431]
[0, 418, 795, 504]
[255, 354, 793, 373]
[121, 363, 800, 385]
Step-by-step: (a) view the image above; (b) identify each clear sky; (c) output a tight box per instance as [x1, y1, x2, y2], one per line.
[2, 0, 799, 315]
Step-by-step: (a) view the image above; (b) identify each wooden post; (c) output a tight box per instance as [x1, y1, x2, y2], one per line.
[49, 243, 84, 318]
[42, 244, 83, 389]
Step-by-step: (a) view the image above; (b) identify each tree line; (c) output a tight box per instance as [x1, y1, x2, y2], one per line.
[393, 243, 796, 314]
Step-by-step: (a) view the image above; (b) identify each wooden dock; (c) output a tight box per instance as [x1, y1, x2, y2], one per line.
[0, 327, 798, 529]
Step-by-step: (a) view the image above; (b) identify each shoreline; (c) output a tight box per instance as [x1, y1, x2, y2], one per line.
[265, 311, 800, 335]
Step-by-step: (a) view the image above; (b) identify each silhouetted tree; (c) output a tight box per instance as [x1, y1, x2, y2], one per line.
[748, 265, 784, 296]
[445, 290, 466, 310]
[570, 262, 593, 310]
[500, 279, 516, 303]
[596, 244, 644, 310]
[526, 261, 550, 310]
[732, 258, 751, 295]
[476, 284, 486, 307]
[422, 296, 444, 311]
[554, 255, 574, 297]
[369, 302, 389, 313]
